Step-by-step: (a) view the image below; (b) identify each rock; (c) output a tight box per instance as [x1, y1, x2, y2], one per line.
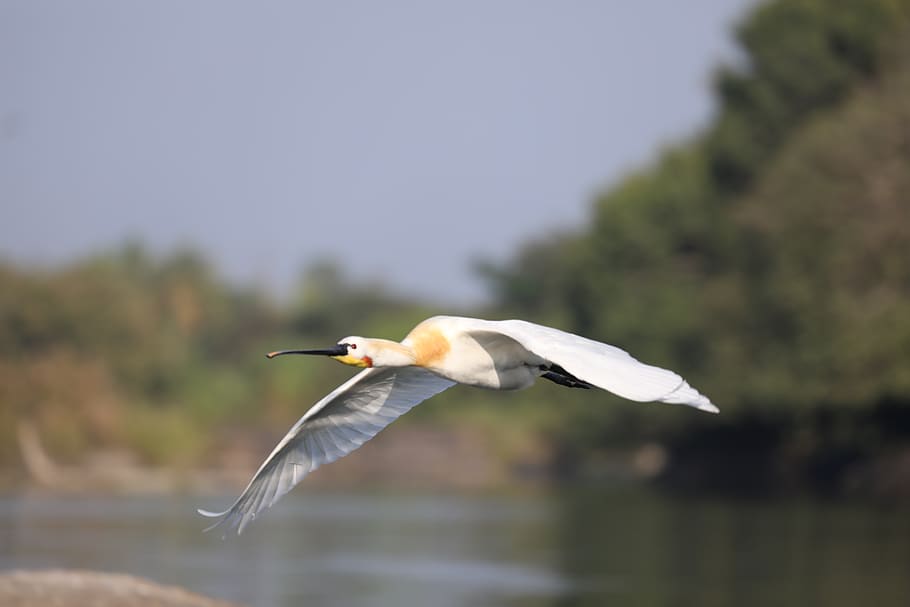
[0, 570, 243, 607]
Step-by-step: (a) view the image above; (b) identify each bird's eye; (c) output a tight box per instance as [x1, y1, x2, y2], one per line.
[349, 343, 357, 350]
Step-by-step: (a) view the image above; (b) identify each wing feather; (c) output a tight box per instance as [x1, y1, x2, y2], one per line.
[470, 318, 717, 413]
[198, 366, 455, 534]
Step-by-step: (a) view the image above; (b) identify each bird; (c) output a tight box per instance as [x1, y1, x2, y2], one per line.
[198, 315, 717, 534]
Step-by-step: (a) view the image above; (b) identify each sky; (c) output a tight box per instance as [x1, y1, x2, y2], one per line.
[1, 0, 755, 304]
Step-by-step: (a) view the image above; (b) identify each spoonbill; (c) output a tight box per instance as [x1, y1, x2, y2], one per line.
[199, 315, 716, 533]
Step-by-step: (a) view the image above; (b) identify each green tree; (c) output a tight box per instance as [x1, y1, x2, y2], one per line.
[483, 0, 910, 461]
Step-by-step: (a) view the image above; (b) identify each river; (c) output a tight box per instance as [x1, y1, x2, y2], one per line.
[2, 486, 909, 606]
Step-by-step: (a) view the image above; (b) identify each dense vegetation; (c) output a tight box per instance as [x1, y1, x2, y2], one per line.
[0, 250, 445, 468]
[483, 0, 910, 491]
[3, 0, 909, 494]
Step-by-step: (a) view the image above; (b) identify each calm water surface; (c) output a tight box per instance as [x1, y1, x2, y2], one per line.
[2, 486, 909, 607]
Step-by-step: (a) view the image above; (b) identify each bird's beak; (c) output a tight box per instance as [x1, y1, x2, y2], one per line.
[266, 344, 349, 359]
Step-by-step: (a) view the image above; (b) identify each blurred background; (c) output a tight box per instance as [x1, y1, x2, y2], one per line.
[2, 0, 910, 606]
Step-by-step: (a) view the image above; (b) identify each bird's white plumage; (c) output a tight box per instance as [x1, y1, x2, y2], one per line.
[198, 366, 454, 534]
[199, 315, 716, 535]
[457, 318, 717, 412]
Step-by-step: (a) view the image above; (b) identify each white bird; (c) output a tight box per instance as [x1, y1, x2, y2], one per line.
[199, 315, 717, 534]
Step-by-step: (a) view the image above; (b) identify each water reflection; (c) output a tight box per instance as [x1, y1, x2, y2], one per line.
[554, 488, 910, 607]
[2, 487, 909, 607]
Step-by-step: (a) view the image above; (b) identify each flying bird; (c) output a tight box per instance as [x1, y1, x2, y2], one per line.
[199, 315, 717, 534]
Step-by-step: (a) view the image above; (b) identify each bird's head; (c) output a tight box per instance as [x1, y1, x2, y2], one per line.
[267, 336, 417, 368]
[331, 336, 374, 367]
[266, 336, 375, 368]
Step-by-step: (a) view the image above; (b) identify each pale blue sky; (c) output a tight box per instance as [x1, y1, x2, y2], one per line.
[1, 0, 754, 303]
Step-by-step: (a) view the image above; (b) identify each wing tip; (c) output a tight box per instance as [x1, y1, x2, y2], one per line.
[679, 394, 719, 414]
[659, 380, 719, 414]
[197, 506, 245, 536]
[695, 400, 720, 414]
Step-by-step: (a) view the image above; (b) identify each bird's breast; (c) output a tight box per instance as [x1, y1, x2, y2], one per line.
[406, 327, 451, 368]
[421, 333, 539, 390]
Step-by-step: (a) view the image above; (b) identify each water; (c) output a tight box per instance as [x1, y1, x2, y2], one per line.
[2, 486, 909, 607]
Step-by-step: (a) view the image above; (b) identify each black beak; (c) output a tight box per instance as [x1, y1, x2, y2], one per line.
[266, 344, 348, 359]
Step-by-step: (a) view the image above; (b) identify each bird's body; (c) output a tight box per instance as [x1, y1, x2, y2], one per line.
[199, 316, 717, 534]
[404, 317, 545, 389]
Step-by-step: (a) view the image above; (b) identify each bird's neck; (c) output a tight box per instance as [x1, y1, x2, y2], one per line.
[369, 339, 417, 367]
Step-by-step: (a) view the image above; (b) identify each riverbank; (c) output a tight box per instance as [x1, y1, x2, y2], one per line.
[7, 417, 910, 501]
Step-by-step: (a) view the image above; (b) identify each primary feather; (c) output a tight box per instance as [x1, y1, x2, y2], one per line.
[198, 366, 454, 534]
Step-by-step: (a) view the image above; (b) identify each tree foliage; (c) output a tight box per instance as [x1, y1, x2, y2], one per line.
[485, 0, 910, 450]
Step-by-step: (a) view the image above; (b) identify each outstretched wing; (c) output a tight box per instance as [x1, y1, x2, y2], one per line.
[469, 318, 717, 413]
[198, 366, 455, 534]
